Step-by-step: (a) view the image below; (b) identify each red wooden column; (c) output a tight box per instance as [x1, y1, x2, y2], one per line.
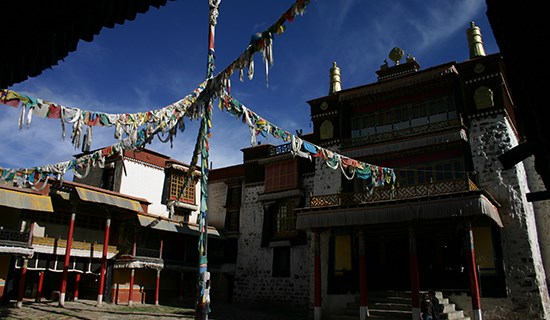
[35, 271, 45, 302]
[74, 273, 81, 301]
[409, 226, 421, 320]
[59, 212, 76, 307]
[128, 240, 137, 306]
[16, 221, 35, 307]
[358, 230, 369, 320]
[16, 258, 28, 308]
[97, 217, 111, 306]
[313, 230, 322, 320]
[155, 240, 163, 306]
[466, 222, 483, 320]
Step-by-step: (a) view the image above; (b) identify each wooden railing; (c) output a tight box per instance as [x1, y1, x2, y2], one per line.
[309, 178, 478, 208]
[268, 143, 292, 156]
[0, 228, 29, 248]
[0, 228, 29, 243]
[135, 247, 160, 258]
[341, 118, 464, 148]
[31, 236, 118, 254]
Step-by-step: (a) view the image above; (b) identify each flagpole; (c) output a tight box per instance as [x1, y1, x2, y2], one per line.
[195, 1, 220, 319]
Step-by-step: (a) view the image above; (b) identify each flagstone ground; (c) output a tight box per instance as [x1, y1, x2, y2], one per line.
[0, 299, 309, 320]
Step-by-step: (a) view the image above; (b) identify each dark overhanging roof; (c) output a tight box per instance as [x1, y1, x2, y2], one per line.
[0, 0, 169, 89]
[486, 1, 550, 200]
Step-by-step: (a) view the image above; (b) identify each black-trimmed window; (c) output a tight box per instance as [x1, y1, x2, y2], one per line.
[100, 167, 115, 191]
[169, 174, 196, 204]
[274, 201, 297, 238]
[272, 246, 290, 277]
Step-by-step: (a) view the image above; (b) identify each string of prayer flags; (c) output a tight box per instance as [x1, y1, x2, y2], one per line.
[0, 80, 208, 152]
[218, 91, 397, 192]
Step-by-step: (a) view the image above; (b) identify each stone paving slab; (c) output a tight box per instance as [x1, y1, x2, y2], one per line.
[0, 299, 309, 320]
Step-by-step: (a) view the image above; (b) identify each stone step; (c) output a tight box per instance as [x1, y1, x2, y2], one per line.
[335, 290, 470, 320]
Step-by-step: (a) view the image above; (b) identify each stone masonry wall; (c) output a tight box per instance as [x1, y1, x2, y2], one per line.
[468, 113, 550, 319]
[313, 146, 342, 196]
[206, 181, 227, 230]
[524, 155, 550, 290]
[233, 183, 310, 306]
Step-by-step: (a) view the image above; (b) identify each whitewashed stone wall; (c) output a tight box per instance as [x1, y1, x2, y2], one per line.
[233, 183, 310, 306]
[206, 181, 227, 230]
[468, 113, 550, 319]
[524, 155, 550, 289]
[313, 147, 341, 195]
[119, 159, 167, 217]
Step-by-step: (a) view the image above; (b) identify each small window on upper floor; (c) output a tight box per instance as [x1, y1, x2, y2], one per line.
[226, 184, 242, 207]
[100, 167, 115, 191]
[264, 160, 298, 193]
[169, 174, 196, 205]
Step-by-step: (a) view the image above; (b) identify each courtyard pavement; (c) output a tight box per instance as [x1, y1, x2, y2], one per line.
[0, 299, 309, 320]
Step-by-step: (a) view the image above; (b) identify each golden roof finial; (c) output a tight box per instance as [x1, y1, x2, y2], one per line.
[329, 61, 341, 94]
[467, 21, 486, 58]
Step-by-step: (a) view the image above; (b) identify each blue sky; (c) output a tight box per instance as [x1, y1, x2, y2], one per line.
[0, 0, 498, 174]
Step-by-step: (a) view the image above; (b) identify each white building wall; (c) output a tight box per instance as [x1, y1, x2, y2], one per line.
[468, 113, 550, 319]
[233, 182, 310, 306]
[313, 146, 341, 196]
[119, 159, 168, 217]
[207, 181, 227, 230]
[524, 155, 550, 289]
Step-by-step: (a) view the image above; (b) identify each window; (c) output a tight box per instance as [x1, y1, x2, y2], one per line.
[272, 246, 290, 277]
[274, 201, 296, 237]
[225, 209, 239, 232]
[172, 207, 190, 223]
[100, 167, 115, 191]
[265, 160, 298, 193]
[395, 158, 466, 186]
[169, 174, 196, 204]
[226, 185, 242, 207]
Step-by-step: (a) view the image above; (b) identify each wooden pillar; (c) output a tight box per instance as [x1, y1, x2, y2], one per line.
[129, 240, 136, 306]
[155, 270, 161, 306]
[358, 230, 369, 320]
[28, 221, 35, 247]
[16, 258, 28, 308]
[409, 226, 421, 320]
[466, 222, 483, 320]
[97, 217, 111, 306]
[313, 230, 322, 320]
[59, 212, 76, 307]
[155, 240, 163, 306]
[35, 271, 44, 302]
[74, 273, 80, 301]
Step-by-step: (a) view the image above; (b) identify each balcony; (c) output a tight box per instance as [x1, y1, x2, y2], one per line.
[342, 117, 464, 149]
[114, 246, 163, 270]
[31, 236, 118, 254]
[268, 143, 292, 156]
[0, 228, 30, 250]
[309, 178, 479, 208]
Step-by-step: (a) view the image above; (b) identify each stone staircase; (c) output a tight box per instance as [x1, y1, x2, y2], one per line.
[328, 290, 471, 320]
